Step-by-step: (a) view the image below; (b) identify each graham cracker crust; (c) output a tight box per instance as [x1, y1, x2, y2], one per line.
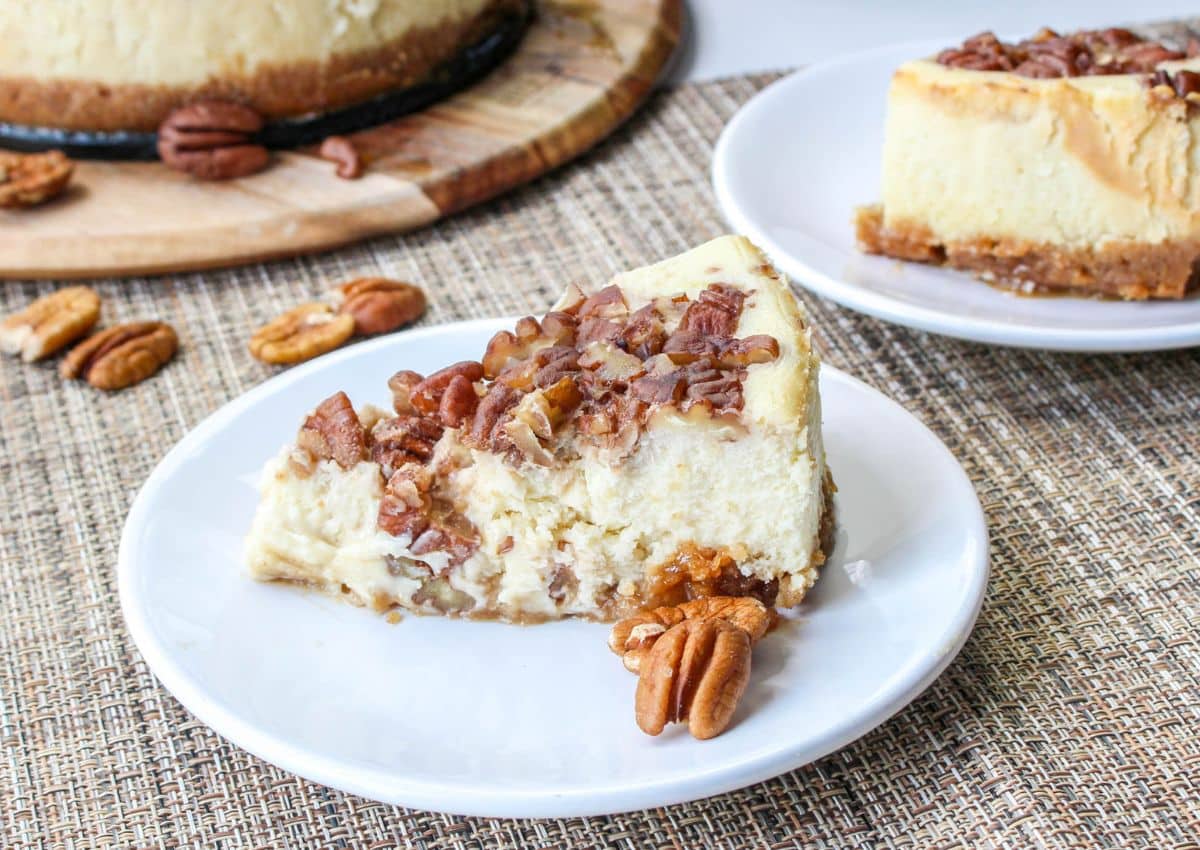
[855, 205, 1200, 300]
[0, 0, 528, 133]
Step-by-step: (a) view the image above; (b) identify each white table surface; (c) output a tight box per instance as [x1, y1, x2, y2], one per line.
[670, 0, 1200, 82]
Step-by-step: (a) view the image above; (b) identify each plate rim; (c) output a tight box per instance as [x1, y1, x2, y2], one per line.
[118, 318, 990, 817]
[712, 39, 1200, 353]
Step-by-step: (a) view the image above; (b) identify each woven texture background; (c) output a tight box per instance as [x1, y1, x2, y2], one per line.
[4, 65, 1200, 849]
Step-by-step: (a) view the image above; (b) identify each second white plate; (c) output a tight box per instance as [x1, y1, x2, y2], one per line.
[119, 319, 988, 817]
[713, 40, 1200, 352]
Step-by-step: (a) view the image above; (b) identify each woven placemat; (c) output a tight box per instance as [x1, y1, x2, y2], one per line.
[4, 47, 1200, 850]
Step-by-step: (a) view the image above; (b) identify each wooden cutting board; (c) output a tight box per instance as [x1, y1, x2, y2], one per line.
[0, 0, 681, 280]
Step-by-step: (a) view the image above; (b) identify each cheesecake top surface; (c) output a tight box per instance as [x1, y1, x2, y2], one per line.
[0, 0, 497, 85]
[588, 235, 816, 430]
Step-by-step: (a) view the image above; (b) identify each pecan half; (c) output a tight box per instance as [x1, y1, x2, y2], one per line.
[249, 303, 354, 365]
[635, 618, 752, 740]
[319, 135, 364, 179]
[1, 286, 100, 361]
[296, 391, 367, 469]
[410, 361, 484, 416]
[157, 101, 270, 180]
[335, 278, 426, 335]
[61, 321, 177, 390]
[0, 150, 74, 209]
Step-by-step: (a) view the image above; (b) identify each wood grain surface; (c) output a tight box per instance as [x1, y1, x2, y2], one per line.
[0, 0, 682, 280]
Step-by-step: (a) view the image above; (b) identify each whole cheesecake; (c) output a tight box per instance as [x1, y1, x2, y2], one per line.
[857, 28, 1200, 299]
[0, 0, 530, 134]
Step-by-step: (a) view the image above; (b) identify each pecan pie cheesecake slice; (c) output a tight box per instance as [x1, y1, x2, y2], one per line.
[245, 236, 833, 623]
[856, 28, 1200, 299]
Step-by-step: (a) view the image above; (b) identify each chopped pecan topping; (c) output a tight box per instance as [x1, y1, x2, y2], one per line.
[938, 28, 1189, 78]
[297, 391, 368, 469]
[682, 364, 743, 412]
[1, 286, 100, 362]
[577, 317, 624, 347]
[577, 285, 628, 319]
[157, 101, 270, 180]
[466, 382, 520, 450]
[0, 150, 74, 209]
[438, 374, 479, 428]
[1149, 68, 1200, 99]
[678, 285, 746, 337]
[533, 345, 581, 388]
[370, 415, 443, 475]
[410, 361, 484, 416]
[388, 370, 424, 415]
[409, 515, 478, 569]
[635, 618, 752, 740]
[619, 304, 668, 358]
[378, 464, 434, 540]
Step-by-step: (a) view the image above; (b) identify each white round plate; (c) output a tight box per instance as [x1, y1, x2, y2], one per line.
[119, 319, 988, 818]
[713, 40, 1200, 352]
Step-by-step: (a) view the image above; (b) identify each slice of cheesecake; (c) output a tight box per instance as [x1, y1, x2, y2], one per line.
[857, 28, 1200, 299]
[245, 236, 833, 623]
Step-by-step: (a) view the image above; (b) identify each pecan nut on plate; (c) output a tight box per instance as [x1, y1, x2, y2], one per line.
[610, 596, 774, 740]
[157, 101, 270, 180]
[61, 321, 178, 390]
[0, 286, 100, 361]
[334, 278, 426, 335]
[635, 617, 753, 740]
[0, 150, 73, 209]
[249, 303, 355, 365]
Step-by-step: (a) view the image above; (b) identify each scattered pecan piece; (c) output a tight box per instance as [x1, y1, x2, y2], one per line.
[319, 135, 364, 179]
[635, 618, 752, 740]
[296, 391, 367, 469]
[157, 101, 270, 180]
[249, 303, 354, 365]
[334, 278, 426, 335]
[0, 150, 74, 209]
[61, 321, 178, 390]
[0, 286, 100, 361]
[410, 361, 484, 416]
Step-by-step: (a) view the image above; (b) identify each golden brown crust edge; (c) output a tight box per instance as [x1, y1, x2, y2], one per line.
[855, 204, 1200, 300]
[0, 0, 527, 133]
